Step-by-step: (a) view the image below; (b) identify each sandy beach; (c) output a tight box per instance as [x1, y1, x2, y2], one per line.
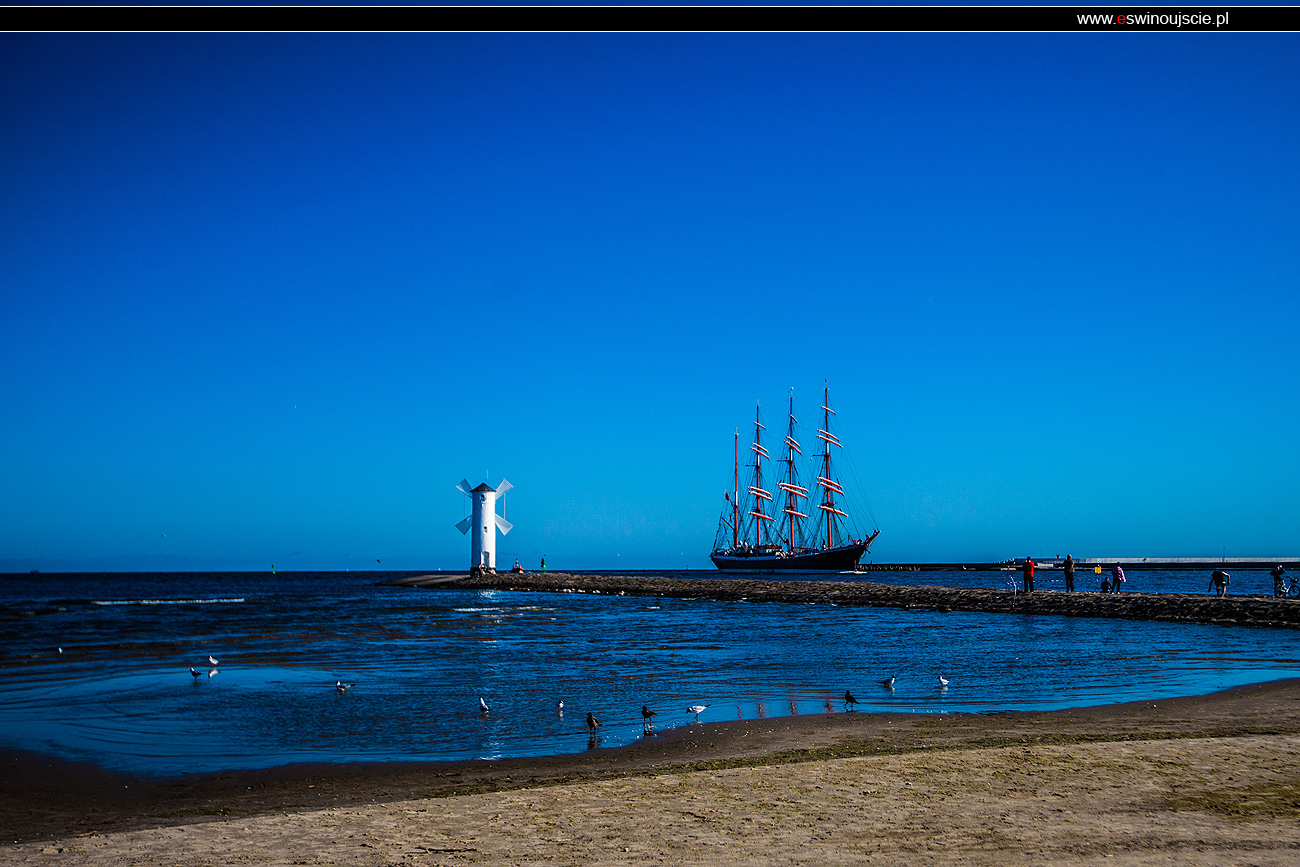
[4, 679, 1300, 865]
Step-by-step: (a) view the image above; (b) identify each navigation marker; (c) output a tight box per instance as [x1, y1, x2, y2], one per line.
[456, 477, 513, 576]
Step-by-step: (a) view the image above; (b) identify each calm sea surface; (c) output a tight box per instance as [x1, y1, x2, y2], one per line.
[1, 569, 1296, 776]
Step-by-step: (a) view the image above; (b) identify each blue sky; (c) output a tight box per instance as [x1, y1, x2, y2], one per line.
[2, 33, 1297, 572]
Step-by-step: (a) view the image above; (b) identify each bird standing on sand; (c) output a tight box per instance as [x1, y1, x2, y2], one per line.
[880, 675, 896, 689]
[336, 680, 352, 692]
[687, 704, 709, 720]
[937, 675, 950, 688]
[478, 696, 490, 713]
[586, 712, 601, 731]
[556, 699, 564, 711]
[189, 667, 202, 679]
[641, 705, 657, 729]
[207, 655, 219, 667]
[843, 690, 858, 709]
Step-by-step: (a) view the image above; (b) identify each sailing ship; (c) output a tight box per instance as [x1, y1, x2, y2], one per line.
[711, 386, 879, 572]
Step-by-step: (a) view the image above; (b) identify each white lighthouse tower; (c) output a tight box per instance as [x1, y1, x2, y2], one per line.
[455, 478, 513, 575]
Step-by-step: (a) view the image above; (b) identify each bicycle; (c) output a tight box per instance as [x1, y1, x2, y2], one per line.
[1276, 574, 1300, 598]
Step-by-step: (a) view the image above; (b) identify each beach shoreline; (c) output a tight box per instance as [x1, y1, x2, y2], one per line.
[5, 678, 1300, 857]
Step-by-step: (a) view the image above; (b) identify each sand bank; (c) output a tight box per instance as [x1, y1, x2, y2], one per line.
[4, 680, 1300, 864]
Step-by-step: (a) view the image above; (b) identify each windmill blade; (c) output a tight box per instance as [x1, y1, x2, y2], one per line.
[495, 479, 513, 496]
[455, 479, 473, 496]
[455, 515, 474, 534]
[494, 514, 513, 535]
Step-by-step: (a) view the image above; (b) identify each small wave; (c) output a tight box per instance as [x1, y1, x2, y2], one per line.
[91, 598, 246, 606]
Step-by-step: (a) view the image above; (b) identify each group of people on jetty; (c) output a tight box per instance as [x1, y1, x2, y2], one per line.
[1210, 564, 1291, 597]
[1017, 556, 1290, 597]
[1018, 555, 1120, 593]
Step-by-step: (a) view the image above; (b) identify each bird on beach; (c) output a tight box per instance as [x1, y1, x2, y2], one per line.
[190, 667, 202, 679]
[937, 675, 950, 689]
[586, 712, 601, 731]
[556, 699, 564, 711]
[207, 655, 219, 667]
[641, 705, 657, 728]
[687, 704, 709, 720]
[880, 675, 896, 689]
[478, 696, 490, 714]
[843, 690, 858, 709]
[336, 680, 352, 693]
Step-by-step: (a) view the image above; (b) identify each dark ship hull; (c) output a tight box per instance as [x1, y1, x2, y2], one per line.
[710, 537, 875, 572]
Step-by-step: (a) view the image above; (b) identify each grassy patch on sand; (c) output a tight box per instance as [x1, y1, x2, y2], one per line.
[1167, 778, 1300, 820]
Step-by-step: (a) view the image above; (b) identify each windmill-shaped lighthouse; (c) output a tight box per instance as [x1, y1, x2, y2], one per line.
[456, 478, 513, 575]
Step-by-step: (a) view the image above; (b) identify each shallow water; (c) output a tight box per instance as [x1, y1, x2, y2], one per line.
[1, 570, 1296, 776]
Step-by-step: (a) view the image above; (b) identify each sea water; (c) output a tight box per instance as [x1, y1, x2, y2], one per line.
[0, 570, 1296, 776]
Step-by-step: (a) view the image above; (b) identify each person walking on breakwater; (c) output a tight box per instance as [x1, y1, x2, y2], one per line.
[1273, 565, 1287, 597]
[1111, 563, 1125, 593]
[1022, 556, 1035, 592]
[1211, 570, 1231, 596]
[1063, 555, 1076, 592]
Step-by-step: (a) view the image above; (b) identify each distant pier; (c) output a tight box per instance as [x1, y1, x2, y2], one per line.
[387, 571, 1300, 629]
[860, 557, 1300, 572]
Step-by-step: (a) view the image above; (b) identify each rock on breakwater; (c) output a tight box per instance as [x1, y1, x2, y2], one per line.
[386, 572, 1300, 629]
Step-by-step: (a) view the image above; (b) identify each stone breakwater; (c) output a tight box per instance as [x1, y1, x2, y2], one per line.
[388, 572, 1300, 629]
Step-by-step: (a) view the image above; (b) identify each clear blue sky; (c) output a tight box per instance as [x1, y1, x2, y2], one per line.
[2, 33, 1297, 572]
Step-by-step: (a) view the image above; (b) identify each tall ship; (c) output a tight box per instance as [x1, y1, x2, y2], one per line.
[711, 386, 879, 572]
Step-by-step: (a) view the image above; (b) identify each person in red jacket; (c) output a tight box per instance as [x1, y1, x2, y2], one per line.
[1022, 556, 1035, 592]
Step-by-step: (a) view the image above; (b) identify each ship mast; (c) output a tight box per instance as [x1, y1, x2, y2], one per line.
[815, 385, 847, 549]
[748, 400, 773, 546]
[732, 430, 739, 549]
[778, 390, 808, 553]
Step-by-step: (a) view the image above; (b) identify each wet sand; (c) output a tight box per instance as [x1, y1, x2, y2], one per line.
[4, 679, 1300, 864]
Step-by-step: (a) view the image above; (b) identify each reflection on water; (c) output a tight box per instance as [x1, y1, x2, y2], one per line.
[0, 570, 1297, 775]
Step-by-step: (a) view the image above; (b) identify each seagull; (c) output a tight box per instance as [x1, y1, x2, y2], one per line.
[336, 680, 352, 692]
[478, 696, 490, 713]
[880, 675, 896, 689]
[207, 655, 219, 667]
[937, 675, 950, 688]
[586, 712, 601, 731]
[189, 667, 202, 679]
[843, 690, 858, 709]
[556, 699, 564, 711]
[687, 704, 709, 720]
[641, 705, 657, 728]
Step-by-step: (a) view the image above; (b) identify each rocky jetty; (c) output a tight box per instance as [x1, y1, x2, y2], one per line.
[387, 572, 1300, 629]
